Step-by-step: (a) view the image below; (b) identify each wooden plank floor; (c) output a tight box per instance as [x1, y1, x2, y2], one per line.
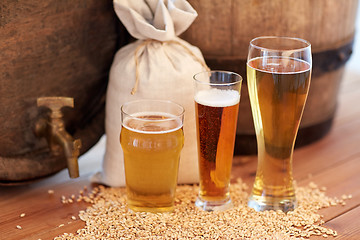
[1, 72, 360, 239]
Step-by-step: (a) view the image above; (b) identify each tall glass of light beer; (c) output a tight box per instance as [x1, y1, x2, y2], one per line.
[247, 36, 312, 212]
[193, 71, 242, 211]
[120, 99, 184, 213]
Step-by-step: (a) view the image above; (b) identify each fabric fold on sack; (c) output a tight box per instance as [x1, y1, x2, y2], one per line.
[115, 0, 197, 41]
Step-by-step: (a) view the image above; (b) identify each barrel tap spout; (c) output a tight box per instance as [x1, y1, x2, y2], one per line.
[35, 97, 82, 178]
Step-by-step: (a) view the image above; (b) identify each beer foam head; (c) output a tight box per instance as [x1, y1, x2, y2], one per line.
[122, 112, 183, 134]
[195, 88, 240, 107]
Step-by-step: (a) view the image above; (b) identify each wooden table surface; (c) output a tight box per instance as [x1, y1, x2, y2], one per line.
[1, 74, 360, 239]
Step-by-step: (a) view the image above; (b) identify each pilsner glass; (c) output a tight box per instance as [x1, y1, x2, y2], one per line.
[193, 71, 242, 211]
[247, 36, 312, 212]
[120, 99, 184, 213]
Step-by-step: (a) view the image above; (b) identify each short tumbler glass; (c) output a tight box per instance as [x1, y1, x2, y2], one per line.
[120, 99, 185, 213]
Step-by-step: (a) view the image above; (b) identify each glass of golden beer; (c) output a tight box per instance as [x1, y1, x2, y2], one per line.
[247, 36, 312, 212]
[193, 71, 242, 211]
[120, 99, 184, 213]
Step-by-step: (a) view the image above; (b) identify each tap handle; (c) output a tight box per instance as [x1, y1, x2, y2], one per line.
[37, 97, 74, 118]
[67, 139, 82, 178]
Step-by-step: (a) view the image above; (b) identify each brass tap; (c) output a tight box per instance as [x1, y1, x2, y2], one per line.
[35, 97, 82, 178]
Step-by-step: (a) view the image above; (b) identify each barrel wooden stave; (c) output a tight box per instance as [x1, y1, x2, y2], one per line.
[0, 0, 124, 183]
[182, 0, 359, 154]
[184, 0, 359, 56]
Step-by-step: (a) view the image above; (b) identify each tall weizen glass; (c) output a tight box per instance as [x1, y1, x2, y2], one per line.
[120, 99, 184, 213]
[247, 36, 312, 212]
[194, 71, 242, 211]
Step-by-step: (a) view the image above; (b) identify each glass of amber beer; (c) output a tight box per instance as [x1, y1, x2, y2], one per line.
[247, 36, 312, 212]
[193, 71, 242, 211]
[120, 99, 184, 213]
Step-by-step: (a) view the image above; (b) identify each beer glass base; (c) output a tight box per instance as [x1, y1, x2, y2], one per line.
[248, 196, 297, 213]
[195, 197, 233, 211]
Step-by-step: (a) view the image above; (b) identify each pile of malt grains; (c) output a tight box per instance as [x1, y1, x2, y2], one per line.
[55, 179, 349, 239]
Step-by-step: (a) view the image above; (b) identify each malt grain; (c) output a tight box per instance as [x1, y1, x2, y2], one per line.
[54, 179, 347, 239]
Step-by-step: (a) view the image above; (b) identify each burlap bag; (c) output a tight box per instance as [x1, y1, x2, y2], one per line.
[92, 0, 208, 187]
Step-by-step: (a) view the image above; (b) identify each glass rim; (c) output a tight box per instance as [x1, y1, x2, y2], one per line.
[249, 36, 311, 52]
[121, 99, 185, 123]
[193, 70, 243, 86]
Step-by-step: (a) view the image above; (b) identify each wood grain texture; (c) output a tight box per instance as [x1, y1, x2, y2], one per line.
[0, 175, 93, 240]
[0, 0, 126, 182]
[311, 207, 360, 240]
[182, 0, 359, 153]
[326, 207, 360, 239]
[183, 0, 359, 56]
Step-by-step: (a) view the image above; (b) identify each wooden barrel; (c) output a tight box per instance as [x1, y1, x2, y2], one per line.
[0, 0, 128, 184]
[181, 0, 359, 154]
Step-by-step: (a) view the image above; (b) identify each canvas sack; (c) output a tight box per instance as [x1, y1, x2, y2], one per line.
[92, 0, 208, 187]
